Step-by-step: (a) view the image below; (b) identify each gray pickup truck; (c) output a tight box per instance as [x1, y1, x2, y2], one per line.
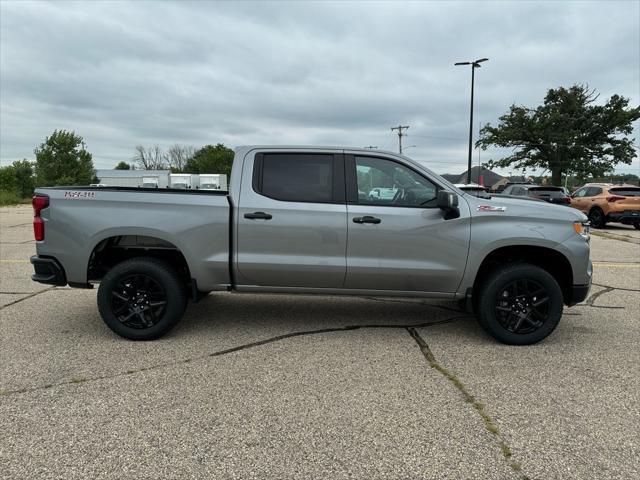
[31, 146, 592, 344]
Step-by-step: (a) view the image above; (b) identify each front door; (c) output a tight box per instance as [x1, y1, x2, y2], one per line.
[344, 155, 470, 293]
[571, 187, 591, 213]
[236, 151, 347, 288]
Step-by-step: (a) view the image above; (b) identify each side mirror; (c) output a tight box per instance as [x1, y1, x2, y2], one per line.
[437, 190, 460, 220]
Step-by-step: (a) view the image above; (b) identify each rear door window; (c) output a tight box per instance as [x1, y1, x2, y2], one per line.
[609, 187, 640, 196]
[254, 153, 341, 203]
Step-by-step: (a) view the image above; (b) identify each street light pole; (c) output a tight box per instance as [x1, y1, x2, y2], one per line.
[455, 58, 488, 184]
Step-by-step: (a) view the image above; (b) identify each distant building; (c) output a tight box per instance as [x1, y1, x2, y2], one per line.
[443, 166, 506, 191]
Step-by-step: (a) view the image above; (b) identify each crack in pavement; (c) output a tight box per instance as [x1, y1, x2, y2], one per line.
[0, 287, 57, 310]
[406, 327, 529, 480]
[574, 282, 639, 310]
[0, 240, 34, 244]
[0, 315, 471, 397]
[592, 282, 640, 293]
[591, 231, 640, 244]
[3, 222, 32, 228]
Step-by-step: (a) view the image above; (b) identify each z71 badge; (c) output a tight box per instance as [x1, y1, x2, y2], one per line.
[64, 191, 96, 199]
[477, 205, 506, 212]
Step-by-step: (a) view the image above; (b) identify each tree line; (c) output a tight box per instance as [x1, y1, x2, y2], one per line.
[129, 143, 233, 178]
[0, 131, 234, 201]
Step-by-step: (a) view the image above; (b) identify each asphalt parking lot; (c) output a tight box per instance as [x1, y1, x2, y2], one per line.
[1, 204, 639, 480]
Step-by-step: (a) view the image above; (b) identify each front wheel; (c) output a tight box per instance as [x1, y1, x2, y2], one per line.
[588, 208, 606, 228]
[476, 264, 564, 345]
[97, 257, 187, 340]
[634, 223, 640, 230]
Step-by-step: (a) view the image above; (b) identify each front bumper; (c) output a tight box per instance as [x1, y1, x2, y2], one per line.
[607, 210, 640, 223]
[569, 284, 591, 306]
[30, 256, 67, 286]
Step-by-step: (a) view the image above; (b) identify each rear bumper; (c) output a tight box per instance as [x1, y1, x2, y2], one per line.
[30, 256, 67, 286]
[607, 210, 640, 223]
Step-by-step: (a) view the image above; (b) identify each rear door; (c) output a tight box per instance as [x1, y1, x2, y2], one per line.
[343, 155, 470, 293]
[236, 151, 347, 288]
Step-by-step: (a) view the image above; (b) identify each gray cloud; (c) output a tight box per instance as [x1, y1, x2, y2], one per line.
[1, 0, 638, 175]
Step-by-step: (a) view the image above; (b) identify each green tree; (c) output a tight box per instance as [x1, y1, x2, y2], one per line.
[184, 144, 234, 178]
[0, 159, 35, 197]
[114, 161, 131, 170]
[477, 85, 640, 185]
[34, 130, 96, 186]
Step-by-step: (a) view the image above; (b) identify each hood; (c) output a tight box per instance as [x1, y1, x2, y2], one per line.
[464, 193, 588, 223]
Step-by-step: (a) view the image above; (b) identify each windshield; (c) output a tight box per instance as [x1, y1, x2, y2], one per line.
[528, 187, 565, 198]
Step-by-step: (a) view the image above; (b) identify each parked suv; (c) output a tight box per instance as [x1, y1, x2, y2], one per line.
[501, 184, 571, 205]
[571, 183, 640, 229]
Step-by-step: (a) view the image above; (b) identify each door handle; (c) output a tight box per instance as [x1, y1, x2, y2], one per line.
[244, 211, 273, 220]
[353, 216, 381, 224]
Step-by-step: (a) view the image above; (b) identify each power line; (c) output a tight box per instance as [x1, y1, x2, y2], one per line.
[390, 125, 410, 154]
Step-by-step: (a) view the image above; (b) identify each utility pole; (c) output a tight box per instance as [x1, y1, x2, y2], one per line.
[391, 125, 410, 154]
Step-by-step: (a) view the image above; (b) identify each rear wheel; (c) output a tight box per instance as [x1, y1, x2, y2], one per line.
[476, 264, 563, 345]
[588, 207, 606, 228]
[97, 257, 187, 340]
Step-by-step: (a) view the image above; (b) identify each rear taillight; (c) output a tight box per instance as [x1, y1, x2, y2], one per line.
[32, 195, 49, 241]
[606, 195, 626, 202]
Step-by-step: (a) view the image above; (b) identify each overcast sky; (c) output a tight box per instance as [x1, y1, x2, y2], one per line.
[1, 0, 639, 176]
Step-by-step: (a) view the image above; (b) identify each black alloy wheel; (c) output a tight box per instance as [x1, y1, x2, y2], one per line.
[494, 279, 550, 335]
[98, 257, 187, 340]
[476, 264, 563, 345]
[111, 274, 167, 329]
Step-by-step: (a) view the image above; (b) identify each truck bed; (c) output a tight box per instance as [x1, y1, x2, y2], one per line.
[34, 186, 232, 291]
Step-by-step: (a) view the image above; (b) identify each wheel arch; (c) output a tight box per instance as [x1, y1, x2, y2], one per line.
[472, 245, 574, 306]
[87, 232, 193, 289]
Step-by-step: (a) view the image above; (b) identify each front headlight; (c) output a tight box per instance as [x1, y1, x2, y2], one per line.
[573, 221, 590, 241]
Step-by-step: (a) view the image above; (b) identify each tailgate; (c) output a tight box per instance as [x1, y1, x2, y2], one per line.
[609, 187, 640, 208]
